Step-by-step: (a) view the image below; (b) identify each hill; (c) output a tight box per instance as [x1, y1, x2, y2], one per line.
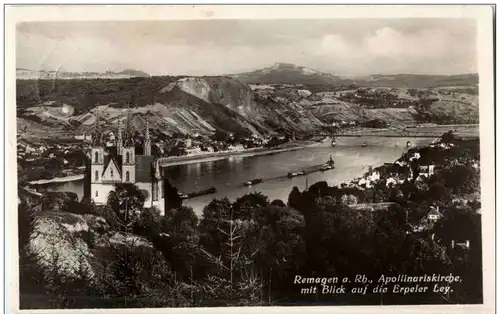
[354, 74, 479, 88]
[231, 62, 352, 86]
[230, 63, 478, 89]
[117, 69, 151, 78]
[16, 69, 479, 140]
[16, 68, 151, 80]
[16, 76, 326, 140]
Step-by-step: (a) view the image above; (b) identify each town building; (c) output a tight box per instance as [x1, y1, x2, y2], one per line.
[74, 133, 93, 142]
[426, 206, 442, 222]
[451, 240, 470, 250]
[84, 115, 166, 215]
[413, 206, 442, 232]
[417, 164, 435, 178]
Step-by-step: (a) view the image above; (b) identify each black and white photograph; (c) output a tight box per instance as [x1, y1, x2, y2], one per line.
[7, 4, 495, 311]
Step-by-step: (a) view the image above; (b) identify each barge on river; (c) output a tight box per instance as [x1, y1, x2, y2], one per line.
[244, 178, 263, 186]
[287, 171, 306, 178]
[178, 186, 217, 199]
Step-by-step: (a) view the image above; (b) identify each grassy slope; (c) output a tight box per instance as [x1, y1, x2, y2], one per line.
[16, 73, 479, 140]
[355, 74, 479, 88]
[17, 76, 328, 139]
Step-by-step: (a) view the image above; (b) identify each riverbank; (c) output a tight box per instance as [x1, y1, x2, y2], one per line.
[157, 140, 325, 167]
[340, 124, 479, 138]
[26, 141, 325, 185]
[32, 136, 434, 215]
[28, 174, 85, 186]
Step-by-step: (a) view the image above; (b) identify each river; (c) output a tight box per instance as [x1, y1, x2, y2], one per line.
[40, 136, 435, 217]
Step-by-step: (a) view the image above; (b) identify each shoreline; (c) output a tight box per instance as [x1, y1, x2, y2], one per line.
[157, 140, 325, 166]
[26, 141, 325, 185]
[28, 174, 85, 185]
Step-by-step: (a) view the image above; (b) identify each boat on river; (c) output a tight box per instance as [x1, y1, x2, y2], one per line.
[320, 164, 334, 172]
[244, 178, 263, 186]
[321, 155, 336, 172]
[188, 186, 217, 198]
[287, 171, 306, 178]
[178, 186, 217, 199]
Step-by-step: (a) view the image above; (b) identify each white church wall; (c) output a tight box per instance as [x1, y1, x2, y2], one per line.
[152, 199, 165, 216]
[90, 183, 115, 205]
[101, 159, 122, 182]
[136, 182, 153, 207]
[122, 165, 135, 183]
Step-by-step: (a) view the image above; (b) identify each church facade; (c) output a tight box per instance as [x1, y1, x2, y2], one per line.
[84, 117, 166, 215]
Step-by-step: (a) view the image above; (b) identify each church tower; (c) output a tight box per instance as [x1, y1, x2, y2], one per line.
[121, 109, 136, 183]
[144, 118, 151, 156]
[90, 110, 105, 202]
[117, 119, 123, 155]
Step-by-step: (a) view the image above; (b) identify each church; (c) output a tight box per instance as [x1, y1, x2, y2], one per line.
[84, 115, 166, 215]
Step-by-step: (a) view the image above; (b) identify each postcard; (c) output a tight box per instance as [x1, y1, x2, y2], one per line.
[5, 4, 495, 314]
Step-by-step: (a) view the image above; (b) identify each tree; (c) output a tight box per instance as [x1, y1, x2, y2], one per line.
[270, 199, 286, 207]
[198, 198, 264, 305]
[442, 165, 479, 195]
[164, 179, 182, 211]
[133, 206, 161, 239]
[18, 200, 35, 251]
[441, 130, 457, 144]
[287, 186, 302, 210]
[340, 194, 358, 205]
[308, 181, 330, 197]
[314, 195, 337, 211]
[433, 206, 482, 303]
[232, 192, 269, 220]
[153, 206, 199, 281]
[252, 205, 306, 302]
[106, 183, 146, 232]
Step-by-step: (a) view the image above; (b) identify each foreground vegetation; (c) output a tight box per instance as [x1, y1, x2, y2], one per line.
[18, 133, 481, 308]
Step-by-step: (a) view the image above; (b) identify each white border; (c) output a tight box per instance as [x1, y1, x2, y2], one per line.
[4, 4, 496, 314]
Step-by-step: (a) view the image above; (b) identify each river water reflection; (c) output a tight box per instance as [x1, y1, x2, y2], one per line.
[41, 137, 434, 216]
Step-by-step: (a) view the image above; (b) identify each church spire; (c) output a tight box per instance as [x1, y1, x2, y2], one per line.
[123, 107, 133, 147]
[92, 107, 103, 146]
[117, 118, 123, 155]
[144, 118, 151, 156]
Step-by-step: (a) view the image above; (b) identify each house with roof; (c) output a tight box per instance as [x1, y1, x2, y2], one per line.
[413, 206, 442, 232]
[416, 164, 435, 179]
[426, 206, 442, 222]
[381, 163, 413, 181]
[85, 116, 166, 215]
[451, 240, 470, 250]
[349, 202, 398, 212]
[357, 168, 381, 188]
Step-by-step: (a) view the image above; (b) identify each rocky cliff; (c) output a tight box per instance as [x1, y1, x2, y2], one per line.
[25, 210, 159, 285]
[17, 75, 326, 139]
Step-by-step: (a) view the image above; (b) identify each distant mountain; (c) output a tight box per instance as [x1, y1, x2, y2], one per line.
[230, 63, 478, 89]
[231, 62, 350, 86]
[16, 75, 325, 139]
[16, 68, 151, 80]
[355, 74, 479, 88]
[117, 69, 151, 78]
[16, 65, 479, 140]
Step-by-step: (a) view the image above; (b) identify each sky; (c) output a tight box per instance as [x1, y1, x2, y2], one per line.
[16, 19, 477, 77]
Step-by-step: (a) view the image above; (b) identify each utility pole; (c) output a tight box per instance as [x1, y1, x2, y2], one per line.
[260, 267, 263, 306]
[230, 206, 234, 301]
[124, 197, 128, 308]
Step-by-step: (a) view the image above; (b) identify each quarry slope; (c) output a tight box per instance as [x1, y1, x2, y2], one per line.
[17, 76, 326, 139]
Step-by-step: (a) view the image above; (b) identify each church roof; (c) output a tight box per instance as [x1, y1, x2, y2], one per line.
[135, 155, 155, 182]
[103, 147, 123, 176]
[427, 207, 442, 217]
